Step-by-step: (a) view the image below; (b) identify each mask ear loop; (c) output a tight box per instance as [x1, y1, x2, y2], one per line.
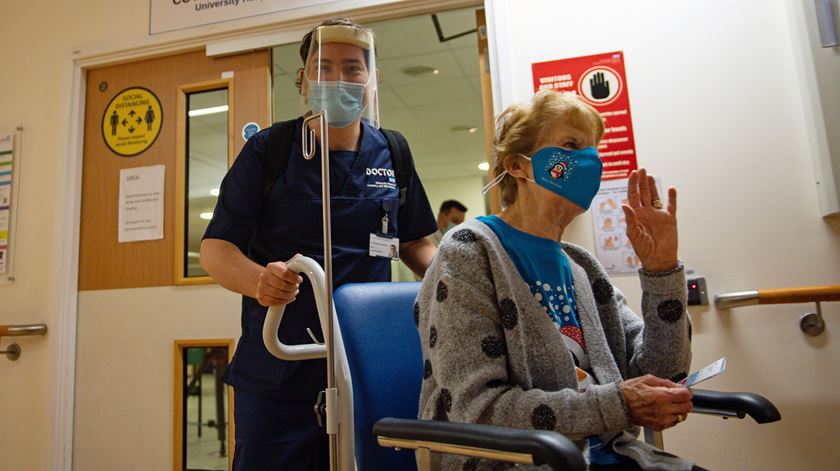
[481, 170, 508, 195]
[482, 153, 538, 195]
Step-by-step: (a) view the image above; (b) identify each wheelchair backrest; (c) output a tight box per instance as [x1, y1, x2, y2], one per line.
[334, 281, 423, 471]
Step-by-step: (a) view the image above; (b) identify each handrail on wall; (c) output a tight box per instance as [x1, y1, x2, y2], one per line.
[715, 285, 840, 336]
[0, 323, 48, 361]
[715, 285, 840, 309]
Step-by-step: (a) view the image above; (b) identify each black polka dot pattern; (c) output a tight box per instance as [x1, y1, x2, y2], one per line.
[423, 359, 433, 380]
[481, 336, 506, 358]
[451, 229, 477, 243]
[657, 299, 684, 323]
[591, 278, 614, 304]
[434, 389, 452, 421]
[429, 326, 438, 348]
[653, 450, 678, 458]
[531, 404, 556, 430]
[436, 280, 449, 302]
[438, 389, 452, 417]
[499, 298, 519, 330]
[670, 372, 687, 383]
[486, 379, 505, 388]
[462, 458, 480, 471]
[413, 302, 420, 327]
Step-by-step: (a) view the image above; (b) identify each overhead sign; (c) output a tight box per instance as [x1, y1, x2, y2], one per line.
[532, 51, 638, 181]
[101, 87, 163, 157]
[150, 0, 344, 34]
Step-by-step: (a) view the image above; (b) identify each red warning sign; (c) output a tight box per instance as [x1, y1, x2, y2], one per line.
[532, 51, 637, 181]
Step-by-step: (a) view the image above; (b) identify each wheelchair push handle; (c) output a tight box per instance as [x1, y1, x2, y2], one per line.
[262, 255, 328, 361]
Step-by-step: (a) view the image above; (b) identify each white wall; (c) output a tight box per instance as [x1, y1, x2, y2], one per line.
[488, 0, 840, 469]
[0, 1, 459, 469]
[423, 174, 489, 221]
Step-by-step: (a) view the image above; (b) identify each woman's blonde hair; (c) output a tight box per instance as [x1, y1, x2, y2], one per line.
[492, 90, 604, 207]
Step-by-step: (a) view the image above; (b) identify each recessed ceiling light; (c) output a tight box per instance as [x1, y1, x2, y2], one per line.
[189, 105, 228, 117]
[401, 65, 440, 77]
[478, 162, 490, 171]
[451, 125, 478, 133]
[199, 212, 214, 220]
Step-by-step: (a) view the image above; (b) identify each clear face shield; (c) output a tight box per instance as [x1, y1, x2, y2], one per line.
[303, 24, 379, 129]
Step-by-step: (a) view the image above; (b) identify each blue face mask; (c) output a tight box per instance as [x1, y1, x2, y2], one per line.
[308, 81, 366, 128]
[482, 146, 603, 210]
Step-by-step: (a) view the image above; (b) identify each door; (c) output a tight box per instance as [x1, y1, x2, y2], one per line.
[74, 48, 270, 470]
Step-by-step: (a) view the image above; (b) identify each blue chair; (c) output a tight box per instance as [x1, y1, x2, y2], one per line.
[334, 281, 586, 471]
[333, 281, 781, 471]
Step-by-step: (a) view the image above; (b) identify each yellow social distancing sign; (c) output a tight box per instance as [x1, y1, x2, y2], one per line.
[101, 87, 163, 157]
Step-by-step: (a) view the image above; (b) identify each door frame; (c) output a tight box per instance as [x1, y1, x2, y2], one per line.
[56, 0, 494, 469]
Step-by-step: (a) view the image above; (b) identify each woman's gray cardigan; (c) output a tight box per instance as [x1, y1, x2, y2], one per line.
[416, 220, 694, 470]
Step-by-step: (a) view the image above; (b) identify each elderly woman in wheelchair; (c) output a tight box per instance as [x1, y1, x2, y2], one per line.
[416, 90, 704, 471]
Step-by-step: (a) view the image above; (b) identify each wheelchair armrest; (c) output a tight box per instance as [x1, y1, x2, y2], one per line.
[373, 417, 585, 471]
[691, 389, 781, 424]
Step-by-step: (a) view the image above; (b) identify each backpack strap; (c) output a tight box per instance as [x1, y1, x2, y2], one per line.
[261, 119, 298, 198]
[380, 128, 413, 206]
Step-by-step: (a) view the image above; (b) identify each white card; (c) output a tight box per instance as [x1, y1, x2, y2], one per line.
[369, 233, 399, 260]
[679, 357, 726, 388]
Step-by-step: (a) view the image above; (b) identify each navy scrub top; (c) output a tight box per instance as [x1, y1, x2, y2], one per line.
[203, 117, 437, 401]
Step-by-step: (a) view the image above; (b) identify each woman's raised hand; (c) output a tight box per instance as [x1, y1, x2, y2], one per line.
[621, 168, 678, 272]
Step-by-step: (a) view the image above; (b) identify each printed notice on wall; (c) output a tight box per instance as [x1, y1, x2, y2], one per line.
[0, 133, 13, 274]
[591, 178, 661, 275]
[532, 51, 638, 181]
[592, 179, 636, 274]
[119, 165, 164, 243]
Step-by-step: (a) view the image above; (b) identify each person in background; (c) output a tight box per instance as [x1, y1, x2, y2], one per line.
[200, 17, 437, 471]
[416, 90, 700, 470]
[429, 199, 468, 246]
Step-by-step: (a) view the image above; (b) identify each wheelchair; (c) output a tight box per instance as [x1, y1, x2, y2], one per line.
[263, 256, 780, 471]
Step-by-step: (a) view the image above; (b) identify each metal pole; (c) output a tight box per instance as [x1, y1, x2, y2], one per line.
[302, 112, 338, 470]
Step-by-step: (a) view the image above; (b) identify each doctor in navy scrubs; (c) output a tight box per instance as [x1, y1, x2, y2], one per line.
[200, 17, 438, 471]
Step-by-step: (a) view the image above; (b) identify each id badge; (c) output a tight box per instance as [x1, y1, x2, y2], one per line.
[370, 233, 400, 260]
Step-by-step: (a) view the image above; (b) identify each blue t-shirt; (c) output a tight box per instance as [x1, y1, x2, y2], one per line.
[204, 118, 437, 400]
[477, 215, 619, 465]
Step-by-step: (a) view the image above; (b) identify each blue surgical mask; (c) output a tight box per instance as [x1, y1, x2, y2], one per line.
[482, 146, 603, 210]
[308, 81, 366, 128]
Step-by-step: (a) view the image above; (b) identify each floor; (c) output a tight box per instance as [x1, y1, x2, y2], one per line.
[184, 371, 230, 471]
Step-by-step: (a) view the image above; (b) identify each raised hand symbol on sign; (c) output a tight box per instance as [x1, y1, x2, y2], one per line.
[590, 72, 610, 100]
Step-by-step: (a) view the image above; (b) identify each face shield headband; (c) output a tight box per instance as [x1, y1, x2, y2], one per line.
[304, 25, 379, 129]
